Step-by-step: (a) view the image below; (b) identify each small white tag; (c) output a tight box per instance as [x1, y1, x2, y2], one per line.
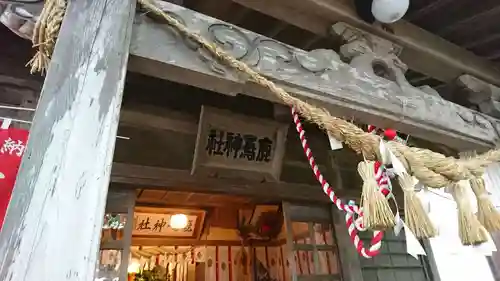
[327, 132, 343, 150]
[388, 149, 406, 177]
[380, 138, 407, 176]
[394, 212, 404, 236]
[379, 139, 390, 164]
[404, 222, 427, 259]
[1, 118, 12, 130]
[414, 180, 424, 192]
[416, 187, 431, 214]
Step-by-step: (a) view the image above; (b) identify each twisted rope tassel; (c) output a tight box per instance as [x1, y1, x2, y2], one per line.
[398, 173, 437, 238]
[291, 107, 383, 257]
[450, 181, 488, 245]
[469, 177, 500, 232]
[359, 161, 395, 231]
[27, 0, 66, 74]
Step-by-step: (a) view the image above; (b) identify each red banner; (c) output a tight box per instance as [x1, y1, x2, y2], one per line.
[0, 127, 29, 229]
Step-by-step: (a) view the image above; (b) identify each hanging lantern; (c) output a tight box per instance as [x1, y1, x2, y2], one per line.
[371, 0, 410, 23]
[127, 259, 141, 274]
[170, 214, 188, 229]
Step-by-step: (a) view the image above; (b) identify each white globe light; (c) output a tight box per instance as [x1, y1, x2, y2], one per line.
[127, 259, 141, 273]
[170, 214, 188, 229]
[371, 0, 410, 24]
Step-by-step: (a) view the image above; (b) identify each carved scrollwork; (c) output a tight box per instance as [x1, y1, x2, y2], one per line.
[204, 23, 296, 75]
[474, 114, 490, 129]
[131, 2, 500, 146]
[204, 22, 344, 79]
[207, 23, 252, 61]
[456, 108, 475, 124]
[456, 107, 493, 131]
[455, 74, 500, 119]
[251, 38, 294, 72]
[0, 2, 42, 40]
[295, 49, 341, 73]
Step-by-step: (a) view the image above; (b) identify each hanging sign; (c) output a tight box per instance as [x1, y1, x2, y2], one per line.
[132, 208, 206, 239]
[133, 212, 197, 237]
[192, 106, 288, 181]
[0, 125, 29, 229]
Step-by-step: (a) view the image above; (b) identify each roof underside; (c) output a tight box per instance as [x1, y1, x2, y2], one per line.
[1, 0, 500, 93]
[407, 0, 500, 66]
[182, 0, 500, 90]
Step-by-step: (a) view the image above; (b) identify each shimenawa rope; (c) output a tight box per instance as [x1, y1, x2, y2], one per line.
[27, 0, 65, 74]
[135, 0, 500, 191]
[30, 0, 500, 189]
[291, 107, 388, 257]
[28, 0, 500, 246]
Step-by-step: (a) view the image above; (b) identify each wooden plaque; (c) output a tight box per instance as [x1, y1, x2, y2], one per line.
[133, 207, 206, 239]
[192, 106, 288, 182]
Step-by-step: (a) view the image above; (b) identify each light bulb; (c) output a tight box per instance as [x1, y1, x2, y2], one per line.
[371, 0, 409, 24]
[170, 214, 188, 229]
[128, 260, 141, 273]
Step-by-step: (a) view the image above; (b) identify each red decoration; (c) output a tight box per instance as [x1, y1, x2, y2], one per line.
[383, 128, 397, 140]
[0, 126, 29, 229]
[291, 107, 385, 258]
[261, 224, 271, 232]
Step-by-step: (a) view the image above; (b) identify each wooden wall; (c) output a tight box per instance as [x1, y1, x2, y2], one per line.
[116, 72, 362, 194]
[358, 229, 430, 281]
[130, 245, 292, 281]
[205, 245, 290, 281]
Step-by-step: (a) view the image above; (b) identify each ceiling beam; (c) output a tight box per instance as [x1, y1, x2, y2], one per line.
[111, 163, 360, 203]
[436, 6, 500, 36]
[232, 0, 500, 87]
[404, 0, 455, 21]
[487, 50, 500, 61]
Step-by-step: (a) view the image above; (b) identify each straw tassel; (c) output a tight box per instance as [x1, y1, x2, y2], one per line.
[469, 177, 500, 232]
[397, 173, 437, 238]
[359, 161, 395, 231]
[450, 181, 488, 245]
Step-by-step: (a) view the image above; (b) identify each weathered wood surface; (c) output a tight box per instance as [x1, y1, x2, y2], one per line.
[0, 0, 136, 280]
[128, 2, 500, 151]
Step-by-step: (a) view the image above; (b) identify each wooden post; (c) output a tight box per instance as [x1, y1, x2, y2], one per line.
[332, 209, 364, 281]
[0, 0, 136, 280]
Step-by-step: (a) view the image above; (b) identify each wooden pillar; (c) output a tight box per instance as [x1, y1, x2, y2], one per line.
[332, 209, 364, 281]
[0, 0, 136, 280]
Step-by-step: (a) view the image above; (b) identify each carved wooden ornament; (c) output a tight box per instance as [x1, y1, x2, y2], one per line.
[192, 106, 288, 181]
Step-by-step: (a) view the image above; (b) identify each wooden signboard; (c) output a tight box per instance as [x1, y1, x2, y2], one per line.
[192, 106, 288, 182]
[133, 207, 205, 239]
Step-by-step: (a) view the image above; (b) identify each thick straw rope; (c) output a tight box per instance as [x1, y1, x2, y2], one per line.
[135, 0, 500, 190]
[359, 161, 396, 230]
[31, 0, 500, 189]
[30, 0, 500, 249]
[29, 0, 500, 194]
[27, 0, 66, 74]
[450, 181, 489, 245]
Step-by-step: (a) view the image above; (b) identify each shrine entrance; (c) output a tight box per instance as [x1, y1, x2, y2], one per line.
[90, 71, 440, 281]
[95, 189, 344, 281]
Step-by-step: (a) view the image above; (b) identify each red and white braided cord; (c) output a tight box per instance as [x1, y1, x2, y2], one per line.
[291, 107, 392, 258]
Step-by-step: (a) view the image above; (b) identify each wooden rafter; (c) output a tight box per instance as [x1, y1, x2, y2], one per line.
[232, 0, 500, 86]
